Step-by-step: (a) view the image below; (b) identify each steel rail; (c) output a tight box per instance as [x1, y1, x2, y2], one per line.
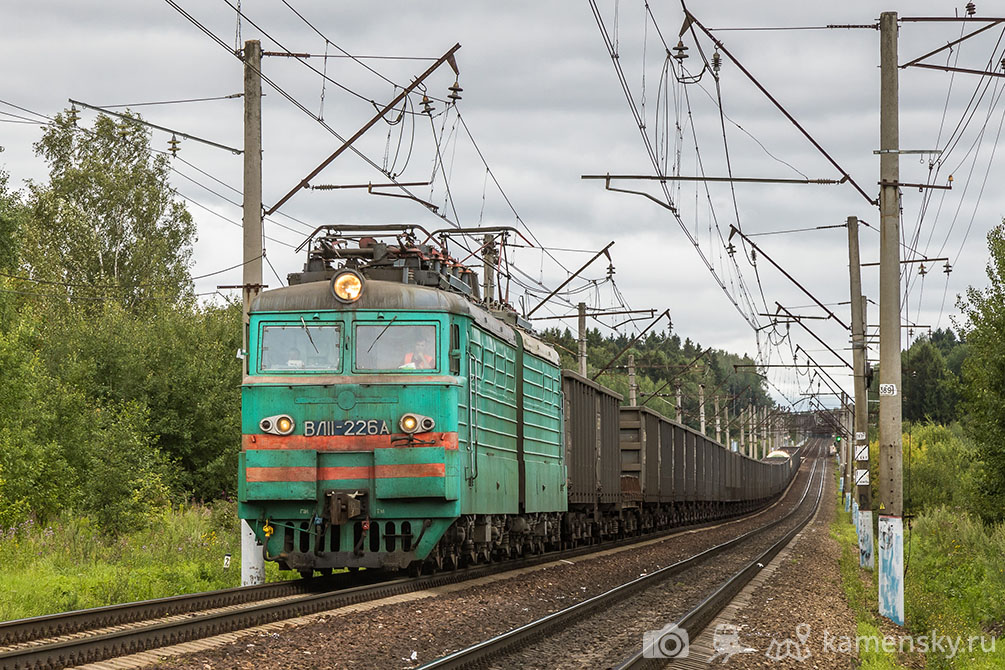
[0, 462, 808, 670]
[614, 445, 827, 669]
[417, 443, 823, 669]
[0, 485, 791, 650]
[0, 574, 378, 647]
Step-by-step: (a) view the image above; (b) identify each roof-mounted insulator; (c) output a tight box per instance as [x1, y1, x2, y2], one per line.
[447, 80, 463, 103]
[673, 40, 689, 62]
[421, 95, 434, 115]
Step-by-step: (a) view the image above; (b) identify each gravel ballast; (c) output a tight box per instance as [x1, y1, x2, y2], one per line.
[150, 449, 823, 670]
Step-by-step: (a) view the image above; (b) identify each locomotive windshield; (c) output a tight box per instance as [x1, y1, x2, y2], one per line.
[355, 323, 437, 371]
[260, 323, 341, 371]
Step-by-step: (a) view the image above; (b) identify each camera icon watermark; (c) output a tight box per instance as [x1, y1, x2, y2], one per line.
[642, 623, 690, 658]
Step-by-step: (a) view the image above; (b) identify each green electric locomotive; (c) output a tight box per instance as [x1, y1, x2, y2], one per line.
[239, 225, 566, 575]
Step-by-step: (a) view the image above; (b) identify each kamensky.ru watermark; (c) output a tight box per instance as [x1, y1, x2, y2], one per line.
[689, 623, 998, 663]
[821, 629, 996, 659]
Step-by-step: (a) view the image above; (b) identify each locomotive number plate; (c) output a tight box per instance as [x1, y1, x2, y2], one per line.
[304, 419, 390, 437]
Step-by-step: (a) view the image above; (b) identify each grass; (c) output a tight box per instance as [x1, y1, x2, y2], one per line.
[904, 508, 1005, 669]
[0, 501, 294, 621]
[831, 493, 907, 669]
[832, 467, 1005, 668]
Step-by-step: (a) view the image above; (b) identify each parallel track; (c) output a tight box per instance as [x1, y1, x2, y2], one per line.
[1, 445, 815, 670]
[613, 446, 827, 669]
[417, 441, 825, 670]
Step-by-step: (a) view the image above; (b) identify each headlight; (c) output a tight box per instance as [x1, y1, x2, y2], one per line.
[400, 413, 434, 434]
[331, 269, 364, 303]
[261, 414, 295, 436]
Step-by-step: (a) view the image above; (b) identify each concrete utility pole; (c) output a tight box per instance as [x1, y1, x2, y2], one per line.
[714, 395, 721, 444]
[699, 384, 706, 435]
[483, 234, 497, 305]
[577, 302, 588, 376]
[675, 386, 683, 423]
[747, 405, 753, 458]
[878, 11, 904, 625]
[241, 39, 265, 588]
[844, 399, 854, 502]
[724, 399, 731, 450]
[739, 405, 746, 456]
[848, 215, 873, 568]
[761, 406, 768, 458]
[628, 353, 638, 405]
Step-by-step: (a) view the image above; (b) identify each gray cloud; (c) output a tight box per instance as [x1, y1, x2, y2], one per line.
[2, 0, 1001, 405]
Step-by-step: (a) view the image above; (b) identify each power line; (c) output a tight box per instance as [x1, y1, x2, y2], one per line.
[0, 96, 301, 253]
[165, 0, 467, 234]
[0, 256, 264, 289]
[165, 1, 649, 341]
[0, 286, 220, 301]
[95, 93, 244, 108]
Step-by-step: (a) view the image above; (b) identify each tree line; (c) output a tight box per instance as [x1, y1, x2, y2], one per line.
[0, 112, 240, 533]
[2, 110, 1005, 532]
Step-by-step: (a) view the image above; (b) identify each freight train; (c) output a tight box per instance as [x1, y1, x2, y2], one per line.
[238, 225, 799, 576]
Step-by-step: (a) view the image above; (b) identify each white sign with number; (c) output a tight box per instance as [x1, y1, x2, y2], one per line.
[856, 431, 866, 441]
[879, 384, 898, 396]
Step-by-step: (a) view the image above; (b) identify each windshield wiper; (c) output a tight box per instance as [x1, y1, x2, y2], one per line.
[300, 316, 320, 354]
[367, 315, 398, 352]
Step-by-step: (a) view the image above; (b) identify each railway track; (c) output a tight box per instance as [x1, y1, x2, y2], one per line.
[0, 445, 815, 670]
[417, 440, 826, 670]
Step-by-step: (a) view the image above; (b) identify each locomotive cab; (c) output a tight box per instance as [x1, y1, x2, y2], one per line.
[239, 224, 566, 575]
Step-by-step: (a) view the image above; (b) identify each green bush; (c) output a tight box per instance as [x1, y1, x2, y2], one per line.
[904, 423, 981, 515]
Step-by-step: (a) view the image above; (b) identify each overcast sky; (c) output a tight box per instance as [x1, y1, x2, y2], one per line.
[3, 1, 1003, 407]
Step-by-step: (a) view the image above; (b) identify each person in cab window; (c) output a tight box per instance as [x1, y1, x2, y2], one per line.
[401, 335, 434, 369]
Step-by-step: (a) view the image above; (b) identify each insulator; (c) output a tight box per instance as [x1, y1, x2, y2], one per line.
[447, 79, 463, 103]
[421, 95, 434, 115]
[726, 242, 736, 256]
[966, 2, 976, 17]
[673, 40, 689, 62]
[944, 262, 953, 274]
[712, 51, 722, 74]
[117, 123, 130, 138]
[67, 105, 80, 126]
[918, 263, 927, 276]
[168, 134, 181, 157]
